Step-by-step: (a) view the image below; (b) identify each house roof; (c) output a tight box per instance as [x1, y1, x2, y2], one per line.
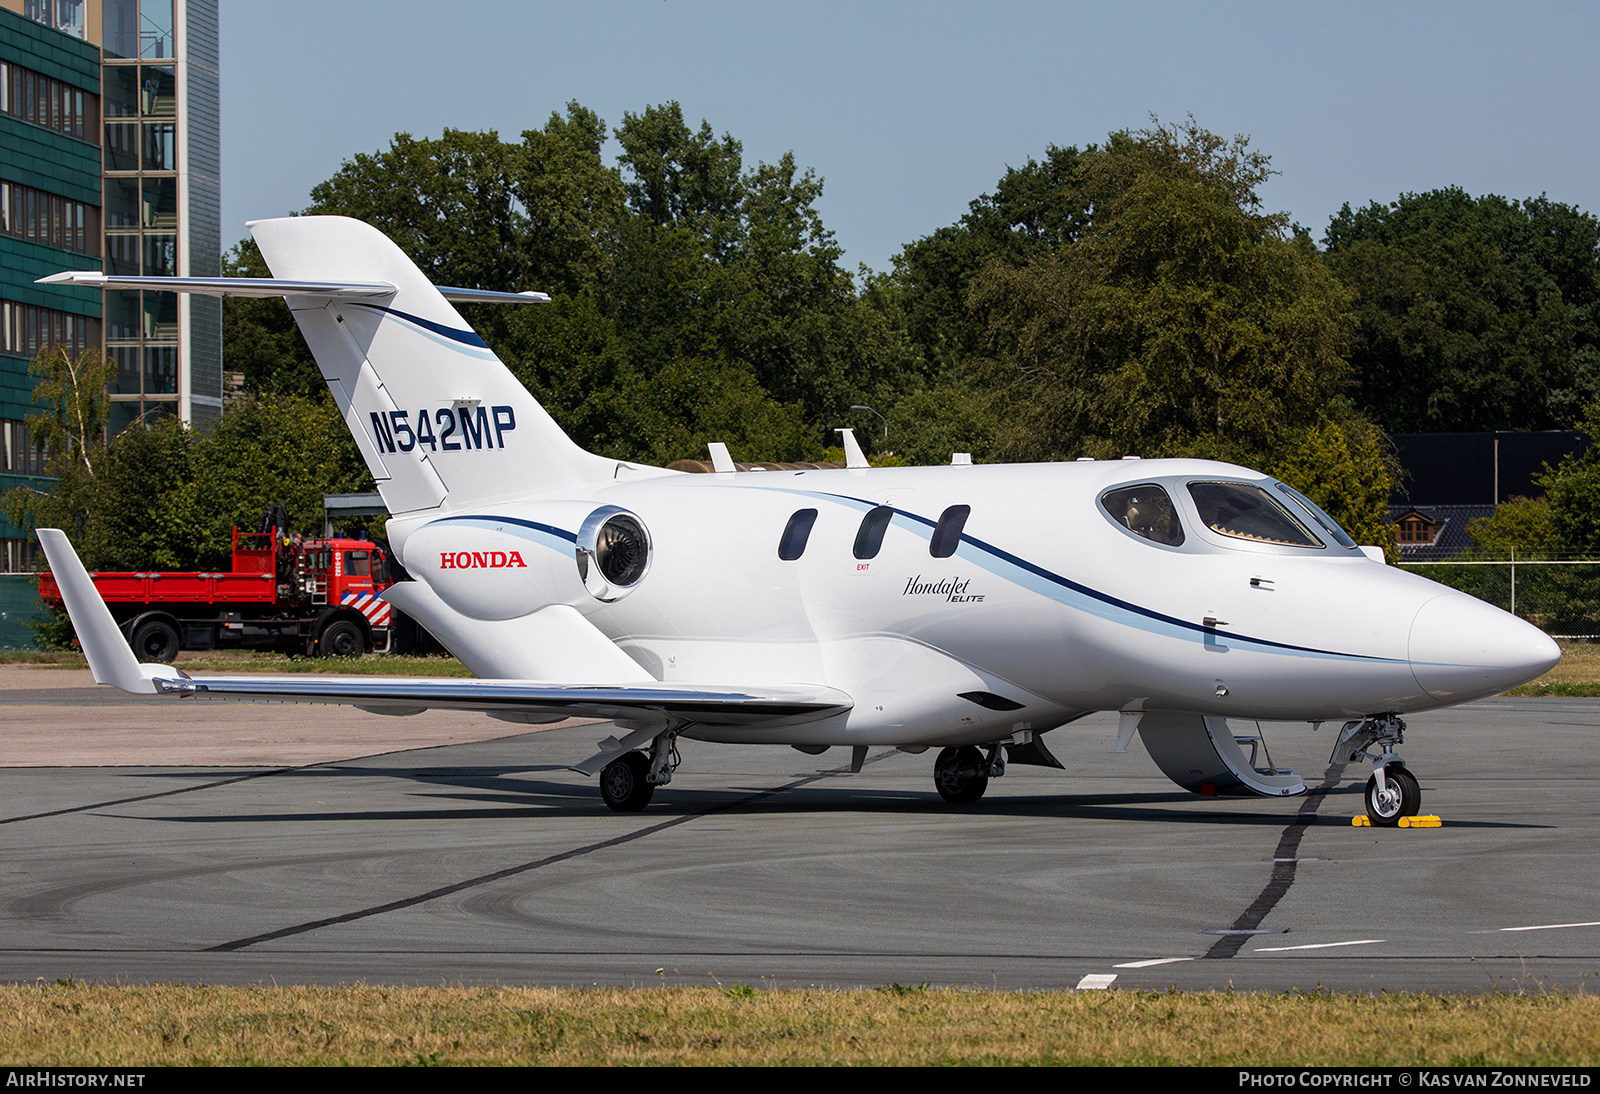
[1387, 504, 1496, 561]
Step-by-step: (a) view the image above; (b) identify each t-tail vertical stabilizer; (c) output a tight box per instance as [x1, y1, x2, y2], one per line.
[248, 216, 615, 515]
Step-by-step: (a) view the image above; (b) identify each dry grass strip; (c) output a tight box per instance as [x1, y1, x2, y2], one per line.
[2, 983, 1598, 1066]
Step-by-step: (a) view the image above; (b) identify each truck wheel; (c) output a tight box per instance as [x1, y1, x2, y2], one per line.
[132, 620, 180, 664]
[317, 619, 366, 659]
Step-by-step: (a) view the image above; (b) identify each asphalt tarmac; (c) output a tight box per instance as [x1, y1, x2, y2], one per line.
[1, 671, 1596, 993]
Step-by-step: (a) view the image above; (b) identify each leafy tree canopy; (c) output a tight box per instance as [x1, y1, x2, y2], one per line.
[1324, 188, 1600, 432]
[969, 118, 1355, 467]
[252, 101, 908, 460]
[4, 370, 371, 572]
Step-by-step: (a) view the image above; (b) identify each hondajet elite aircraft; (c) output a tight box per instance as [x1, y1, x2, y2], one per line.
[37, 216, 1560, 824]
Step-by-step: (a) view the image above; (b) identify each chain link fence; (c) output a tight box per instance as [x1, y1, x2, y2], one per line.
[1401, 560, 1600, 638]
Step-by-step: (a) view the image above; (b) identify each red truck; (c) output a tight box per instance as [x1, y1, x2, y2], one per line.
[40, 527, 394, 662]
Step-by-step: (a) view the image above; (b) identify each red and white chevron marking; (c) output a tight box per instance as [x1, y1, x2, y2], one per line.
[341, 591, 392, 628]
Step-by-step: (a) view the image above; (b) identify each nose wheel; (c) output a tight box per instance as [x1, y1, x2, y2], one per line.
[1335, 714, 1423, 826]
[1363, 765, 1420, 826]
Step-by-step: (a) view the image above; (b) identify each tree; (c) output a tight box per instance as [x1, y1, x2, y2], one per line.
[1, 346, 113, 550]
[1324, 188, 1600, 432]
[1465, 401, 1600, 558]
[222, 238, 322, 398]
[889, 144, 1091, 374]
[1267, 412, 1399, 558]
[306, 128, 525, 291]
[512, 103, 628, 298]
[614, 101, 745, 257]
[970, 119, 1355, 466]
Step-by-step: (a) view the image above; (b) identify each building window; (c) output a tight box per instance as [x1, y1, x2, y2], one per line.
[104, 0, 173, 60]
[21, 1, 86, 40]
[0, 182, 99, 255]
[0, 302, 101, 361]
[105, 290, 176, 398]
[0, 538, 42, 574]
[0, 60, 96, 141]
[1397, 515, 1438, 544]
[2, 419, 48, 476]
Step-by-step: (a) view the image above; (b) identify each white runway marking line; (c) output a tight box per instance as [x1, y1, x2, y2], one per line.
[1253, 939, 1386, 953]
[1499, 920, 1600, 932]
[1076, 973, 1118, 990]
[1112, 957, 1195, 969]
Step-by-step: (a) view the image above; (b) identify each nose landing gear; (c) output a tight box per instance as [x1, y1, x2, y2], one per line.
[1334, 714, 1421, 826]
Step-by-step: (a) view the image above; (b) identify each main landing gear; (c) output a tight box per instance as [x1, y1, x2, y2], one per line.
[1333, 714, 1421, 826]
[933, 743, 1007, 804]
[598, 731, 679, 813]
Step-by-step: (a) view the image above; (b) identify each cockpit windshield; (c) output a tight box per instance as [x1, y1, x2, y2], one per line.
[1101, 484, 1185, 546]
[1274, 482, 1358, 549]
[1187, 481, 1322, 548]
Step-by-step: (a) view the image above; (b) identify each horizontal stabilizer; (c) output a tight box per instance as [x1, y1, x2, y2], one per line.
[36, 272, 550, 304]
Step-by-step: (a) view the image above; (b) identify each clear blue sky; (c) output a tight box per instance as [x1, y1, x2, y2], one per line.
[221, 0, 1600, 276]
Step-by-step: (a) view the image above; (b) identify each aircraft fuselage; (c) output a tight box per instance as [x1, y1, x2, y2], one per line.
[386, 456, 1556, 748]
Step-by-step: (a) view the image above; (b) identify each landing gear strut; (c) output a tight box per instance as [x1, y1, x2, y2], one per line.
[598, 730, 680, 813]
[933, 743, 1006, 804]
[1334, 714, 1421, 826]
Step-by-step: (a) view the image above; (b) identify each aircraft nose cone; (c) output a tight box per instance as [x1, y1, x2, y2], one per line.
[1410, 593, 1560, 701]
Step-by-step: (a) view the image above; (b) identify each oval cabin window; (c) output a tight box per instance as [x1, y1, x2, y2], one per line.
[853, 506, 894, 559]
[778, 508, 819, 560]
[929, 505, 970, 558]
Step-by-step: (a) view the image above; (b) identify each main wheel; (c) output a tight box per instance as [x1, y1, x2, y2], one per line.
[131, 619, 180, 663]
[934, 745, 989, 804]
[317, 619, 366, 658]
[600, 751, 654, 812]
[1364, 766, 1421, 826]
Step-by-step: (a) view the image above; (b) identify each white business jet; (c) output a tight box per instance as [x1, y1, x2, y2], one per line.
[37, 217, 1560, 824]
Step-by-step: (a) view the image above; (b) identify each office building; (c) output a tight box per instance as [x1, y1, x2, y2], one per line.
[0, 0, 219, 569]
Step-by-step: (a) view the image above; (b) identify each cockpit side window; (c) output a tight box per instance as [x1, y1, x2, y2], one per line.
[1188, 481, 1322, 548]
[853, 505, 894, 559]
[1274, 482, 1357, 549]
[778, 508, 818, 560]
[1100, 485, 1185, 546]
[929, 504, 970, 558]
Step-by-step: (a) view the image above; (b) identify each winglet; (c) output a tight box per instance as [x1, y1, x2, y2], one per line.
[36, 529, 178, 694]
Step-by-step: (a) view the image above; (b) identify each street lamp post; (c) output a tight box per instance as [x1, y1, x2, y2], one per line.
[850, 404, 888, 439]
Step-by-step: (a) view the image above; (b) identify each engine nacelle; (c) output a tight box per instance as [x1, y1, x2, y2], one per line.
[400, 503, 652, 621]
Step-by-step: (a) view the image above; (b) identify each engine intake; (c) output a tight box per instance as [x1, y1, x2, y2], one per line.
[577, 506, 652, 601]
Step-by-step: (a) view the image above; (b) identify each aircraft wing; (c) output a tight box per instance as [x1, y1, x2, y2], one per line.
[146, 674, 851, 728]
[35, 529, 850, 733]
